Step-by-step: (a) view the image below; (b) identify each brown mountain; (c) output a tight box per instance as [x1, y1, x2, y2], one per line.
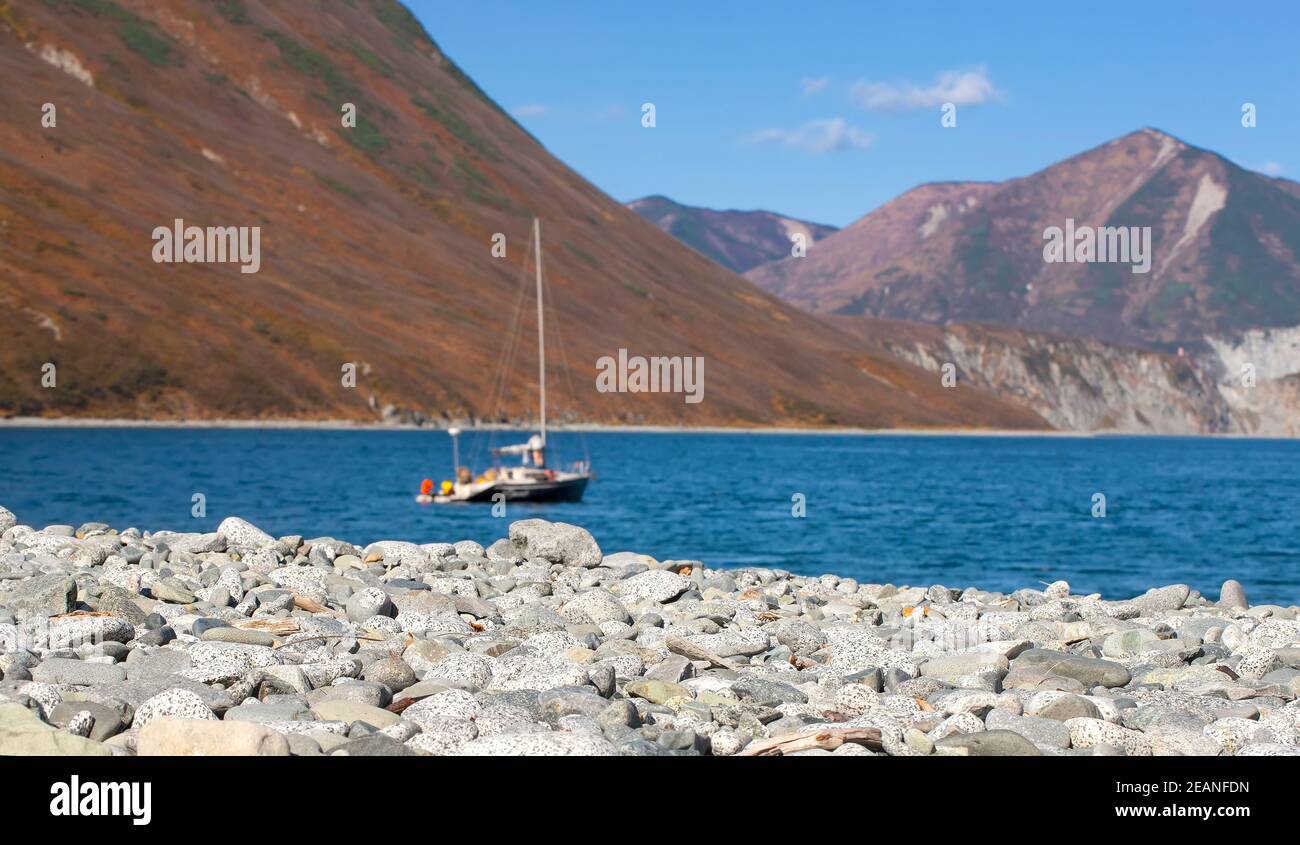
[749, 128, 1300, 351]
[626, 195, 837, 274]
[0, 0, 1045, 430]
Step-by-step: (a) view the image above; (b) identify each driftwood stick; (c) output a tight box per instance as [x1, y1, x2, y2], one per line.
[386, 697, 419, 714]
[736, 727, 883, 757]
[272, 633, 385, 650]
[234, 618, 301, 635]
[291, 593, 340, 616]
[665, 635, 738, 671]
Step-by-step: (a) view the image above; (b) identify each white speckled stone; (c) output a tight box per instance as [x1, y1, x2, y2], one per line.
[216, 517, 274, 549]
[395, 612, 474, 636]
[1065, 717, 1151, 756]
[362, 615, 402, 634]
[151, 531, 226, 555]
[1236, 743, 1300, 756]
[614, 570, 692, 604]
[363, 541, 429, 568]
[475, 704, 548, 737]
[930, 712, 986, 740]
[488, 654, 589, 691]
[875, 694, 925, 719]
[63, 710, 95, 737]
[406, 718, 479, 755]
[1145, 724, 1224, 756]
[344, 587, 392, 623]
[267, 567, 328, 594]
[1083, 695, 1123, 723]
[424, 652, 495, 689]
[832, 742, 875, 756]
[182, 641, 279, 684]
[1236, 647, 1283, 679]
[299, 658, 362, 688]
[555, 714, 602, 734]
[507, 520, 602, 568]
[263, 719, 348, 736]
[593, 655, 644, 683]
[1247, 619, 1300, 649]
[709, 727, 750, 756]
[684, 628, 772, 659]
[379, 720, 421, 742]
[44, 616, 135, 650]
[454, 731, 618, 756]
[423, 577, 477, 597]
[134, 688, 217, 728]
[521, 631, 585, 657]
[16, 682, 62, 718]
[1204, 717, 1280, 754]
[1044, 580, 1070, 599]
[930, 689, 1000, 716]
[420, 542, 456, 560]
[826, 626, 918, 673]
[564, 590, 630, 625]
[1258, 709, 1300, 741]
[834, 683, 880, 716]
[843, 712, 915, 756]
[401, 689, 480, 728]
[597, 620, 635, 639]
[243, 548, 282, 574]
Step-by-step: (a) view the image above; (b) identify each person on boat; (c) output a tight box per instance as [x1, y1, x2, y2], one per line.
[416, 478, 435, 504]
[528, 433, 546, 468]
[457, 466, 472, 485]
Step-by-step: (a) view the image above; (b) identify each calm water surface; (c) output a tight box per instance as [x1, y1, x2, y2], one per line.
[1, 428, 1297, 604]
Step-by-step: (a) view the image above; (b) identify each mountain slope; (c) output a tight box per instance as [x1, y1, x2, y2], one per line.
[0, 0, 1045, 430]
[838, 316, 1300, 436]
[749, 129, 1300, 351]
[627, 195, 837, 273]
[838, 317, 1240, 434]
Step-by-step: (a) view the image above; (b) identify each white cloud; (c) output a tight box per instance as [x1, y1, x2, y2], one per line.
[800, 76, 830, 96]
[1256, 160, 1285, 177]
[850, 67, 1000, 111]
[512, 103, 548, 118]
[747, 118, 873, 155]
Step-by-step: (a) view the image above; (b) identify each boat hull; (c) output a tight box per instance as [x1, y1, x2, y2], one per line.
[443, 475, 589, 504]
[497, 475, 588, 502]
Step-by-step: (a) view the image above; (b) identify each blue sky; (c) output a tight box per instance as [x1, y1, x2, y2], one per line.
[408, 1, 1298, 227]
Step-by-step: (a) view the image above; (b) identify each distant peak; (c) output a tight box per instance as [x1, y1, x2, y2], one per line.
[1132, 126, 1187, 147]
[628, 194, 677, 207]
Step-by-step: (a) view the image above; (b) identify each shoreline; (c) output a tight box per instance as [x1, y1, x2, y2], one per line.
[0, 415, 1294, 439]
[0, 511, 1295, 758]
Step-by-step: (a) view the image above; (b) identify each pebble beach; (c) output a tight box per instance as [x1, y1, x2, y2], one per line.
[1, 504, 1297, 757]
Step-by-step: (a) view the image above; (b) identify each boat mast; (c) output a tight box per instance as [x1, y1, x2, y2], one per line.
[534, 217, 546, 447]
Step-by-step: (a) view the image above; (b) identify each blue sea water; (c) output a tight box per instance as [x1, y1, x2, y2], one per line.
[1, 427, 1297, 605]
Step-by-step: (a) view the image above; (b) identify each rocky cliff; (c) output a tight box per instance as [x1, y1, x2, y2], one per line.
[844, 318, 1300, 435]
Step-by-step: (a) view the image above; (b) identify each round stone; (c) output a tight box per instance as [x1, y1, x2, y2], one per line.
[363, 657, 417, 692]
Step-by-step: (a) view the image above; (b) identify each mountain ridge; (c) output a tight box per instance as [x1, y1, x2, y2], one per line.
[0, 0, 1045, 431]
[627, 194, 837, 274]
[748, 127, 1300, 351]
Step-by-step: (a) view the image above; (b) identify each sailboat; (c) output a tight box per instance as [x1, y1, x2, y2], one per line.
[429, 218, 592, 504]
